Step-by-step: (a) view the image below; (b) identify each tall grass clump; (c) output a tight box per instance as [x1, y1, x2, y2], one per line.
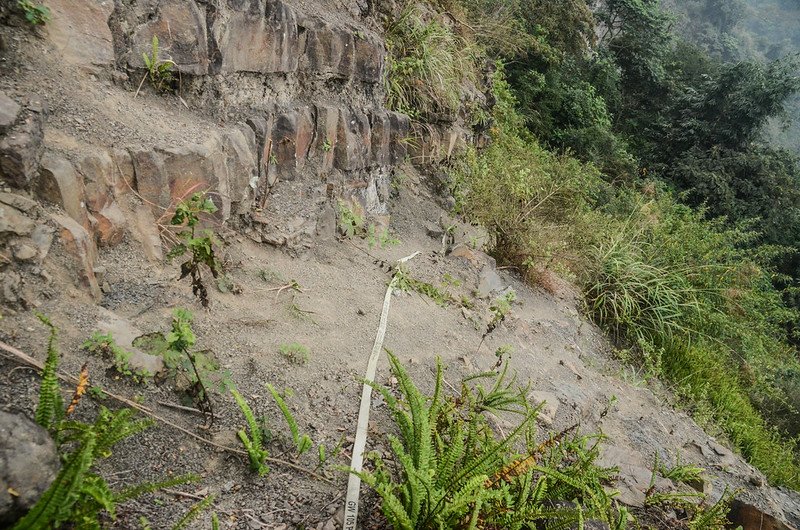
[384, 5, 477, 120]
[450, 63, 800, 487]
[582, 197, 800, 486]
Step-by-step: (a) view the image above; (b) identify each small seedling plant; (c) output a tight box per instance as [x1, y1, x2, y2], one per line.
[142, 35, 175, 92]
[160, 309, 231, 423]
[83, 332, 153, 383]
[167, 192, 221, 307]
[17, 0, 50, 25]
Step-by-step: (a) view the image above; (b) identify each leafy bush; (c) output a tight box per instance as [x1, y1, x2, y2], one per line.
[17, 0, 50, 25]
[451, 124, 607, 278]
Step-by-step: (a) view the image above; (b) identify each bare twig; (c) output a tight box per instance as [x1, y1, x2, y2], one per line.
[157, 400, 207, 417]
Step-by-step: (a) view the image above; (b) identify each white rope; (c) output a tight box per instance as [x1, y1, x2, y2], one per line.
[344, 251, 420, 530]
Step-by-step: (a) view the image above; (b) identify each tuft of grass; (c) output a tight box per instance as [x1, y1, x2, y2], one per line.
[279, 343, 310, 365]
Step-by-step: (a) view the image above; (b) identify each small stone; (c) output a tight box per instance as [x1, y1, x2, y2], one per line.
[426, 224, 445, 240]
[528, 391, 559, 426]
[478, 266, 505, 298]
[448, 243, 478, 265]
[12, 243, 37, 261]
[0, 205, 35, 236]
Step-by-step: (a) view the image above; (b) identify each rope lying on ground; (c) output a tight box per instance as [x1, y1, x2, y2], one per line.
[343, 251, 420, 530]
[0, 339, 331, 484]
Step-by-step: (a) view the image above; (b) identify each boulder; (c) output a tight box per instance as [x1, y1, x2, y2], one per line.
[312, 105, 340, 174]
[220, 126, 258, 212]
[75, 150, 115, 212]
[370, 111, 392, 167]
[335, 109, 371, 171]
[268, 107, 315, 181]
[0, 205, 35, 237]
[298, 17, 354, 79]
[478, 265, 506, 298]
[0, 411, 60, 526]
[0, 91, 20, 134]
[37, 153, 89, 229]
[45, 0, 115, 68]
[131, 205, 163, 262]
[214, 0, 299, 74]
[51, 214, 101, 300]
[129, 0, 209, 75]
[96, 309, 166, 378]
[0, 100, 45, 190]
[353, 35, 384, 84]
[93, 201, 127, 247]
[388, 112, 411, 165]
[729, 499, 797, 530]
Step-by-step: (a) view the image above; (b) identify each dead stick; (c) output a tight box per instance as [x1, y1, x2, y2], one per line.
[0, 340, 332, 484]
[157, 401, 207, 417]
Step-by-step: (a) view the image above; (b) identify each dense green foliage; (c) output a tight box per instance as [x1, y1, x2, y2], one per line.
[383, 0, 800, 488]
[359, 353, 631, 529]
[16, 316, 196, 529]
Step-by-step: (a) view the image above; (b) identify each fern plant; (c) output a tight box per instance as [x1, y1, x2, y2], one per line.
[34, 312, 64, 436]
[356, 352, 629, 529]
[266, 384, 313, 455]
[142, 35, 175, 92]
[231, 387, 270, 476]
[14, 316, 196, 529]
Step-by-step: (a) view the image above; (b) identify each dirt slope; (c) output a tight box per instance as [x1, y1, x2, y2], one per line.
[2, 173, 800, 528]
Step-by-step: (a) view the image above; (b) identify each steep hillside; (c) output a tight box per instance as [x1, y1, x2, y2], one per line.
[2, 1, 800, 529]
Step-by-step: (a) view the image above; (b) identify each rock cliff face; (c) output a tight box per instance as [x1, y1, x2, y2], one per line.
[0, 0, 468, 306]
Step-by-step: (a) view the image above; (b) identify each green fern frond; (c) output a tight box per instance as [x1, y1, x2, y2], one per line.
[34, 312, 64, 433]
[171, 495, 215, 530]
[266, 383, 313, 455]
[231, 387, 263, 448]
[116, 474, 199, 502]
[12, 433, 97, 529]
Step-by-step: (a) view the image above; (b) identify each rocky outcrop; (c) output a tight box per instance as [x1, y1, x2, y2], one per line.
[0, 93, 44, 190]
[0, 411, 60, 526]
